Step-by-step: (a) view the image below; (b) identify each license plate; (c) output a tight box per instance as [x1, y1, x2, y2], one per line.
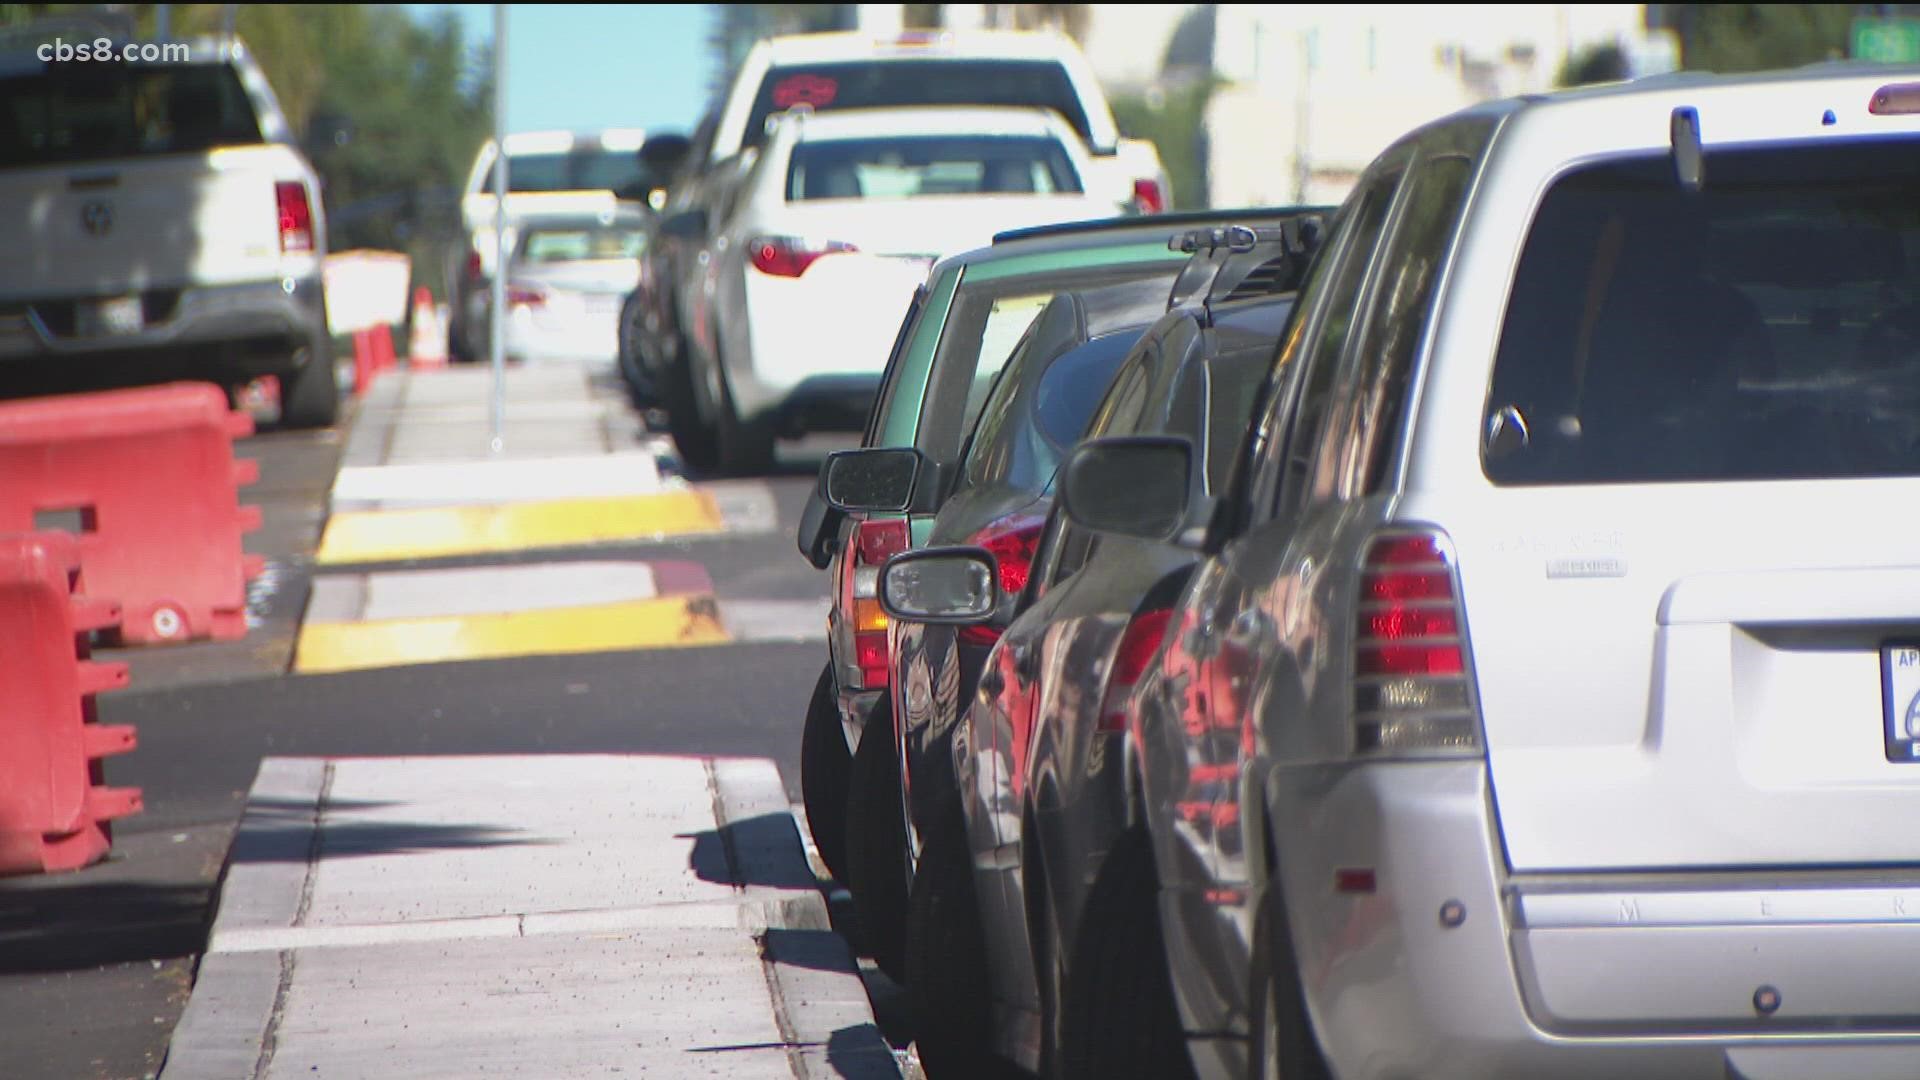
[78, 296, 143, 336]
[1882, 643, 1920, 761]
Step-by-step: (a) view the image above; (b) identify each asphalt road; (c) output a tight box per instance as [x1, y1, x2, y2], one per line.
[0, 406, 863, 1080]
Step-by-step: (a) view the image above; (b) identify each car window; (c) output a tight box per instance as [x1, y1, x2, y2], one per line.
[961, 327, 1144, 495]
[862, 285, 929, 445]
[517, 224, 647, 263]
[0, 62, 262, 166]
[490, 149, 664, 200]
[1274, 170, 1402, 517]
[745, 59, 1093, 152]
[788, 134, 1080, 201]
[1339, 153, 1476, 497]
[1485, 138, 1920, 485]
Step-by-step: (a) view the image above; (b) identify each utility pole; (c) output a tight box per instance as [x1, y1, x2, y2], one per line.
[489, 3, 508, 454]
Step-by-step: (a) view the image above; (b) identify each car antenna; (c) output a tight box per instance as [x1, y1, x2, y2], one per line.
[1670, 106, 1705, 193]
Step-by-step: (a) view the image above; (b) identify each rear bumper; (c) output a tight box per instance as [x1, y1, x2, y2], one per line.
[730, 258, 920, 425]
[0, 276, 327, 380]
[1229, 760, 1920, 1080]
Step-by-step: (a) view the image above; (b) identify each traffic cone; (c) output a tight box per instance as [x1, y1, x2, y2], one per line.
[408, 287, 448, 370]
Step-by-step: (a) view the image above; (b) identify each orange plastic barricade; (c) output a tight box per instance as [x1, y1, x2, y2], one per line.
[0, 532, 138, 876]
[0, 382, 262, 644]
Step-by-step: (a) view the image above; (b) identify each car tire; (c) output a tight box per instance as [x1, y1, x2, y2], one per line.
[617, 292, 657, 408]
[662, 348, 720, 472]
[279, 342, 339, 429]
[1059, 827, 1196, 1080]
[844, 693, 909, 982]
[1246, 873, 1333, 1080]
[800, 663, 851, 883]
[906, 796, 994, 1078]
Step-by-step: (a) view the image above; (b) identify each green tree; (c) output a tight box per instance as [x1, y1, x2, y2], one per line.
[1557, 42, 1631, 87]
[1665, 4, 1853, 72]
[1112, 78, 1218, 211]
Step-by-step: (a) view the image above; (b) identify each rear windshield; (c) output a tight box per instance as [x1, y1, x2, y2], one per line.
[491, 150, 661, 200]
[517, 223, 647, 263]
[1485, 138, 1920, 485]
[788, 134, 1080, 201]
[746, 59, 1092, 152]
[963, 327, 1145, 494]
[0, 63, 262, 167]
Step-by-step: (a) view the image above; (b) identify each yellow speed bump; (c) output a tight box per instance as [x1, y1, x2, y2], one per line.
[294, 596, 729, 674]
[317, 491, 723, 565]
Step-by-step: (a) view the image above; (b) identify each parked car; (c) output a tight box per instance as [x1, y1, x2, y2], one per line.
[1058, 67, 1920, 1080]
[792, 210, 1305, 905]
[877, 225, 1316, 1077]
[653, 105, 1117, 475]
[448, 129, 666, 363]
[470, 205, 649, 370]
[635, 26, 1173, 462]
[0, 35, 338, 426]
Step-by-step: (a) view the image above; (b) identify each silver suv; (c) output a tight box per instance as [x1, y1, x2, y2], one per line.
[1058, 68, 1920, 1080]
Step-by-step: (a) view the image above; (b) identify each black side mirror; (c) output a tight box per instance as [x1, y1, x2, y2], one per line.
[660, 208, 708, 240]
[795, 482, 843, 570]
[822, 448, 923, 514]
[638, 133, 693, 176]
[1061, 436, 1192, 542]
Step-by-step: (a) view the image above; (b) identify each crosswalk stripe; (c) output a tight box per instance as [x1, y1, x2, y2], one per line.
[315, 490, 725, 565]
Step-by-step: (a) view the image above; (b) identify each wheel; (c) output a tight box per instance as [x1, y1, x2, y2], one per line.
[844, 693, 909, 982]
[906, 797, 993, 1077]
[800, 663, 851, 883]
[617, 292, 658, 408]
[279, 341, 338, 429]
[661, 347, 720, 472]
[1247, 872, 1333, 1080]
[1059, 827, 1196, 1080]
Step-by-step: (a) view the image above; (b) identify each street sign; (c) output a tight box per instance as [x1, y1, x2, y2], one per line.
[1853, 16, 1920, 65]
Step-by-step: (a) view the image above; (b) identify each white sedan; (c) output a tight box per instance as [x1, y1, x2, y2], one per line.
[670, 106, 1118, 473]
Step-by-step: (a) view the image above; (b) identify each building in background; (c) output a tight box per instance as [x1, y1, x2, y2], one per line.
[1207, 4, 1676, 207]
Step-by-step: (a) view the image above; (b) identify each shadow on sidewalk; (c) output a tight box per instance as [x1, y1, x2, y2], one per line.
[682, 812, 820, 891]
[0, 878, 211, 974]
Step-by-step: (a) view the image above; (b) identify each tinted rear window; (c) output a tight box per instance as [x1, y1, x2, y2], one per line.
[1485, 138, 1920, 486]
[517, 223, 647, 262]
[963, 327, 1144, 494]
[746, 59, 1091, 151]
[0, 63, 262, 167]
[788, 134, 1080, 200]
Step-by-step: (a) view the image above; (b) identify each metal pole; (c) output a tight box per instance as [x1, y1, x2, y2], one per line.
[489, 4, 508, 454]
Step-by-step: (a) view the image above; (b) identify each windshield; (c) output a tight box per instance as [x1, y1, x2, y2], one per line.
[1486, 137, 1920, 486]
[491, 149, 661, 199]
[0, 63, 262, 167]
[787, 134, 1080, 201]
[746, 59, 1092, 152]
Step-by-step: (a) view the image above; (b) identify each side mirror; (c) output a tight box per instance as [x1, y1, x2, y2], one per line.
[880, 547, 998, 624]
[795, 482, 843, 570]
[638, 133, 693, 176]
[659, 208, 708, 240]
[1061, 436, 1192, 542]
[822, 448, 922, 514]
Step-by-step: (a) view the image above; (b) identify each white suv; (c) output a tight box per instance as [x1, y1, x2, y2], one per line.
[0, 35, 337, 426]
[1056, 67, 1920, 1080]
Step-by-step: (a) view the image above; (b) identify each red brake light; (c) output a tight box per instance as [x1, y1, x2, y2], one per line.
[506, 284, 546, 308]
[848, 518, 911, 689]
[749, 235, 856, 278]
[466, 250, 485, 282]
[275, 181, 314, 253]
[1099, 607, 1174, 732]
[1132, 178, 1166, 215]
[957, 514, 1046, 649]
[1352, 531, 1478, 755]
[855, 518, 909, 568]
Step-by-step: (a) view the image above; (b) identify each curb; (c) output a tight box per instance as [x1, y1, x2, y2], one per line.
[710, 759, 903, 1080]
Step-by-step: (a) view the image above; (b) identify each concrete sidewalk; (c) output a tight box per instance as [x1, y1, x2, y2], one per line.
[160, 755, 897, 1079]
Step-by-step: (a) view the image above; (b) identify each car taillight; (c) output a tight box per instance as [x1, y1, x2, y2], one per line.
[848, 517, 909, 688]
[749, 235, 856, 278]
[466, 250, 485, 282]
[959, 514, 1046, 647]
[1132, 178, 1166, 215]
[506, 284, 546, 308]
[275, 181, 314, 253]
[1098, 607, 1174, 733]
[1352, 532, 1479, 756]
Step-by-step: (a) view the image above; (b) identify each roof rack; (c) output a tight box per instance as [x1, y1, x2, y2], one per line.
[1162, 212, 1329, 312]
[991, 204, 1329, 246]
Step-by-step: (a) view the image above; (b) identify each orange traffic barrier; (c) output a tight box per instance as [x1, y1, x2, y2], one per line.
[0, 532, 138, 876]
[408, 287, 448, 370]
[0, 382, 262, 645]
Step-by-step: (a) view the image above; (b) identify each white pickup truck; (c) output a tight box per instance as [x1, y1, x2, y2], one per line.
[0, 36, 337, 426]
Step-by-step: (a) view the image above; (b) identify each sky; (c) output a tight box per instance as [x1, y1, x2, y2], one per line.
[404, 4, 713, 137]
